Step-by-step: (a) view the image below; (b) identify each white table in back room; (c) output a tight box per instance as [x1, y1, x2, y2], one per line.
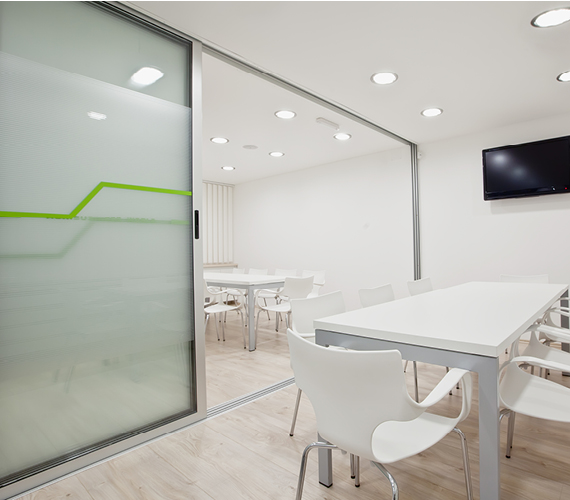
[204, 272, 286, 351]
[314, 281, 568, 500]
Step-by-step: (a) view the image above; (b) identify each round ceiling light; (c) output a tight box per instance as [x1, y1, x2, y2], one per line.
[334, 132, 352, 141]
[531, 8, 570, 27]
[275, 110, 296, 119]
[243, 144, 258, 150]
[269, 151, 284, 157]
[371, 72, 398, 85]
[221, 166, 235, 171]
[211, 137, 229, 144]
[421, 108, 443, 117]
[557, 71, 570, 82]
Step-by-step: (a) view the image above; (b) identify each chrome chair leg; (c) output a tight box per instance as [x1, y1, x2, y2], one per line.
[372, 462, 399, 500]
[452, 428, 473, 500]
[290, 388, 302, 436]
[350, 453, 355, 478]
[413, 361, 419, 402]
[506, 411, 516, 458]
[296, 442, 337, 500]
[353, 455, 360, 487]
[239, 310, 246, 349]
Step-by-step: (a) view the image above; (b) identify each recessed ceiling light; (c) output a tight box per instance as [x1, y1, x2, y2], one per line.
[87, 111, 107, 121]
[221, 166, 235, 171]
[131, 67, 164, 85]
[275, 110, 296, 119]
[557, 71, 570, 82]
[269, 151, 284, 157]
[210, 137, 229, 144]
[371, 72, 398, 85]
[531, 8, 570, 27]
[243, 144, 258, 150]
[421, 108, 443, 117]
[334, 132, 352, 141]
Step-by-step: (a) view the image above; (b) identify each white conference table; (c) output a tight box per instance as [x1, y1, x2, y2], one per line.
[314, 281, 568, 500]
[204, 272, 286, 351]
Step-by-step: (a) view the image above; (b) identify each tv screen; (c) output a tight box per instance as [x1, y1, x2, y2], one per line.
[482, 135, 570, 200]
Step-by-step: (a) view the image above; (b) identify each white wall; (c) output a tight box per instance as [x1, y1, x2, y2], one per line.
[233, 147, 414, 310]
[419, 112, 570, 289]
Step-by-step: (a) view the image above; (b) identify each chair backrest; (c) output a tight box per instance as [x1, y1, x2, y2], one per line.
[279, 276, 314, 300]
[358, 284, 395, 308]
[500, 274, 549, 283]
[249, 268, 268, 275]
[301, 270, 326, 286]
[407, 277, 433, 296]
[232, 268, 245, 274]
[290, 291, 345, 335]
[287, 329, 422, 461]
[275, 268, 297, 277]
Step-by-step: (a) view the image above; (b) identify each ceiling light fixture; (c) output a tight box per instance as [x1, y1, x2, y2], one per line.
[131, 67, 164, 85]
[531, 8, 570, 27]
[557, 71, 570, 82]
[316, 117, 340, 130]
[243, 144, 258, 150]
[87, 111, 107, 121]
[275, 110, 296, 119]
[421, 108, 443, 117]
[371, 72, 398, 85]
[221, 166, 235, 171]
[210, 137, 229, 144]
[269, 151, 284, 157]
[334, 132, 352, 141]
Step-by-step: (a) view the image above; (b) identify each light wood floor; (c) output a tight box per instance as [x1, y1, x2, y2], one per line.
[15, 314, 570, 499]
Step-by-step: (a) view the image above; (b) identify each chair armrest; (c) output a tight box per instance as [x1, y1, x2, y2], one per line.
[417, 368, 471, 409]
[532, 324, 570, 344]
[509, 355, 570, 374]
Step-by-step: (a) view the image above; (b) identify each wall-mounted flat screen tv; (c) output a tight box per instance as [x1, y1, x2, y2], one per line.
[482, 135, 570, 200]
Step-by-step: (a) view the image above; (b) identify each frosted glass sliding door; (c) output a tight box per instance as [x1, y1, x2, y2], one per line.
[0, 2, 197, 491]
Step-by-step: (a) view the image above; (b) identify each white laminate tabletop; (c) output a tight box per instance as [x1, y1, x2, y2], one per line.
[314, 281, 568, 357]
[204, 272, 286, 286]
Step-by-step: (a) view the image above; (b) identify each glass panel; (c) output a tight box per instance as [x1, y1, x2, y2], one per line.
[0, 2, 195, 484]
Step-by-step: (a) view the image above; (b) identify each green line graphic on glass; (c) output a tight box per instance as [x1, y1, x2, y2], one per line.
[0, 181, 192, 219]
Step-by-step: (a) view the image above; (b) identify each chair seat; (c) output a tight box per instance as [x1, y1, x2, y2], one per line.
[261, 303, 291, 314]
[205, 303, 240, 314]
[500, 364, 570, 422]
[370, 412, 461, 464]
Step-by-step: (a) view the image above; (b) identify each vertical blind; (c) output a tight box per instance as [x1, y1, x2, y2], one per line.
[203, 182, 233, 265]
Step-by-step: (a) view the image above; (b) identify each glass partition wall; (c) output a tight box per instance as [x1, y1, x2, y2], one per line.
[0, 3, 203, 498]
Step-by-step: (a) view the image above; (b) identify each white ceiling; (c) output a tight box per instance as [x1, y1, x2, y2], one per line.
[126, 1, 570, 184]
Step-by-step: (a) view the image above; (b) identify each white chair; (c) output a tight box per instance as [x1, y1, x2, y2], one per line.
[358, 283, 394, 308]
[204, 280, 246, 348]
[287, 328, 473, 500]
[499, 355, 570, 459]
[301, 270, 326, 298]
[407, 277, 433, 296]
[255, 276, 313, 335]
[256, 268, 297, 316]
[289, 291, 346, 437]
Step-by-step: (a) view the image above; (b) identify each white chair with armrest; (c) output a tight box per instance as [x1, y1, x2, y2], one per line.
[287, 328, 473, 500]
